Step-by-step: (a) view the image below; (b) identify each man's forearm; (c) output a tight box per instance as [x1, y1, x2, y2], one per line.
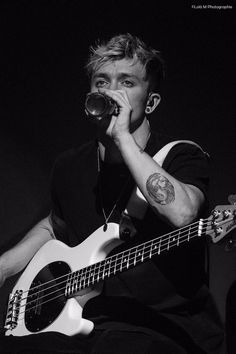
[0, 216, 54, 283]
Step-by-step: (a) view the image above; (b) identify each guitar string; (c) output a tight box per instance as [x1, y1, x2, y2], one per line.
[10, 217, 221, 318]
[11, 216, 225, 310]
[14, 220, 214, 320]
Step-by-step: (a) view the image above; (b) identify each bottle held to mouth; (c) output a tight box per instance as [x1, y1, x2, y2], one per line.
[85, 92, 118, 120]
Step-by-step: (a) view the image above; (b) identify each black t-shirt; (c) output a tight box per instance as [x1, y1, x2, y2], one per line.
[50, 132, 223, 351]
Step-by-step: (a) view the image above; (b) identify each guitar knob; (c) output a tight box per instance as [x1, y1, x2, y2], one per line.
[223, 210, 231, 219]
[212, 210, 221, 219]
[215, 226, 223, 236]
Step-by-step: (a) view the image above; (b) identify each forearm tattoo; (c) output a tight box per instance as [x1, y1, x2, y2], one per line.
[146, 173, 175, 205]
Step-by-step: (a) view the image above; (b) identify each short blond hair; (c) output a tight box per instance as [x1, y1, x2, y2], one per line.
[85, 33, 164, 91]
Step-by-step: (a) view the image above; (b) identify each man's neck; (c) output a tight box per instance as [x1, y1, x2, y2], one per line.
[98, 118, 151, 164]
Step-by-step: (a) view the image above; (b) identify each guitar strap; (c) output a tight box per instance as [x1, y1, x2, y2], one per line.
[119, 140, 205, 240]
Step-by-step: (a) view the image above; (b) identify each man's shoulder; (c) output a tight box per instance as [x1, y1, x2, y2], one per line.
[152, 131, 207, 155]
[149, 131, 209, 170]
[149, 131, 196, 154]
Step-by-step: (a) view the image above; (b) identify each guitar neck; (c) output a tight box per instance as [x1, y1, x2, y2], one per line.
[66, 219, 205, 296]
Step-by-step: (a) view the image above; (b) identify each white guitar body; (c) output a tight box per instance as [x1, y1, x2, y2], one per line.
[5, 223, 122, 337]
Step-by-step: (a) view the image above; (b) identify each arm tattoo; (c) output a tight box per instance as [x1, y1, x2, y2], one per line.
[146, 173, 175, 205]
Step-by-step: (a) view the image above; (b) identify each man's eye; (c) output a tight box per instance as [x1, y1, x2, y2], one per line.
[95, 80, 107, 87]
[122, 80, 134, 87]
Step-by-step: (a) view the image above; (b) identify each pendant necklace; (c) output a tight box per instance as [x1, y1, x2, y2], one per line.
[97, 146, 131, 231]
[97, 128, 151, 231]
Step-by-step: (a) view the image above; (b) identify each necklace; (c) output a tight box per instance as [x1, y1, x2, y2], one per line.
[97, 146, 131, 231]
[97, 129, 151, 231]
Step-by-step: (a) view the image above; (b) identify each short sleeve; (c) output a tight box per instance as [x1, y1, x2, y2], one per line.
[162, 143, 210, 198]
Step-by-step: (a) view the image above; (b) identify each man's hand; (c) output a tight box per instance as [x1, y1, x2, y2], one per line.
[99, 89, 133, 143]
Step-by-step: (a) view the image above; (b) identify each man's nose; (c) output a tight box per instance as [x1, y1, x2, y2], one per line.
[109, 81, 119, 91]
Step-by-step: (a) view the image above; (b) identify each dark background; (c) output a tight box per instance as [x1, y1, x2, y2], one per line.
[0, 0, 235, 328]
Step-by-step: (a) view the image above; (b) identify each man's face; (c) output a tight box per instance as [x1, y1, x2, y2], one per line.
[90, 58, 150, 130]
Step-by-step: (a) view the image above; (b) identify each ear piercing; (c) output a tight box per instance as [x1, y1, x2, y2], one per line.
[145, 106, 152, 114]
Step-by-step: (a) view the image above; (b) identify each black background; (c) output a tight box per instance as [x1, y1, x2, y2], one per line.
[0, 0, 235, 326]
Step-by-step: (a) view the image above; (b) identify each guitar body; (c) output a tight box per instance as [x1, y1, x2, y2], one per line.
[5, 223, 122, 337]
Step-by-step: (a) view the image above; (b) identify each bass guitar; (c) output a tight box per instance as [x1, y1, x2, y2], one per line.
[4, 204, 236, 337]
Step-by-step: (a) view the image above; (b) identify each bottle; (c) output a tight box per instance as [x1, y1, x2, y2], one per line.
[85, 92, 118, 120]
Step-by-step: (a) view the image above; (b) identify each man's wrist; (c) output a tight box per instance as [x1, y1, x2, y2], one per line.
[114, 132, 134, 149]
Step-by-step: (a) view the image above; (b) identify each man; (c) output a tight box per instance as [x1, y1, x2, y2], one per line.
[0, 33, 224, 353]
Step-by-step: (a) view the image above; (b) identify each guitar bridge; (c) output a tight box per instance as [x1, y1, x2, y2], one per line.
[4, 290, 23, 331]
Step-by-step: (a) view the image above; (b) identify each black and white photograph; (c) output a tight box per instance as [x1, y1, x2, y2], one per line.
[0, 1, 235, 353]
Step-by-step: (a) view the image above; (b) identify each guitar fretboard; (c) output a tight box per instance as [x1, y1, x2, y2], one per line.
[65, 219, 205, 296]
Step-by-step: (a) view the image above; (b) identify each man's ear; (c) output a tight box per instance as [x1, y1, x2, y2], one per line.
[145, 92, 161, 115]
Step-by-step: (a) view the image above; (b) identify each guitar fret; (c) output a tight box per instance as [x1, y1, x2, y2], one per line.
[134, 244, 145, 264]
[97, 260, 101, 282]
[142, 244, 146, 262]
[79, 268, 85, 291]
[125, 250, 130, 269]
[73, 271, 78, 292]
[133, 248, 137, 264]
[171, 234, 177, 247]
[187, 225, 191, 242]
[65, 275, 69, 297]
[85, 268, 89, 287]
[120, 252, 125, 272]
[113, 255, 118, 275]
[101, 260, 106, 280]
[103, 259, 111, 278]
[176, 230, 180, 245]
[167, 235, 170, 250]
[149, 241, 153, 258]
[158, 237, 162, 254]
[86, 265, 92, 286]
[126, 250, 131, 269]
[151, 241, 158, 254]
[91, 263, 96, 284]
[108, 258, 112, 277]
[86, 265, 93, 287]
[136, 247, 142, 263]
